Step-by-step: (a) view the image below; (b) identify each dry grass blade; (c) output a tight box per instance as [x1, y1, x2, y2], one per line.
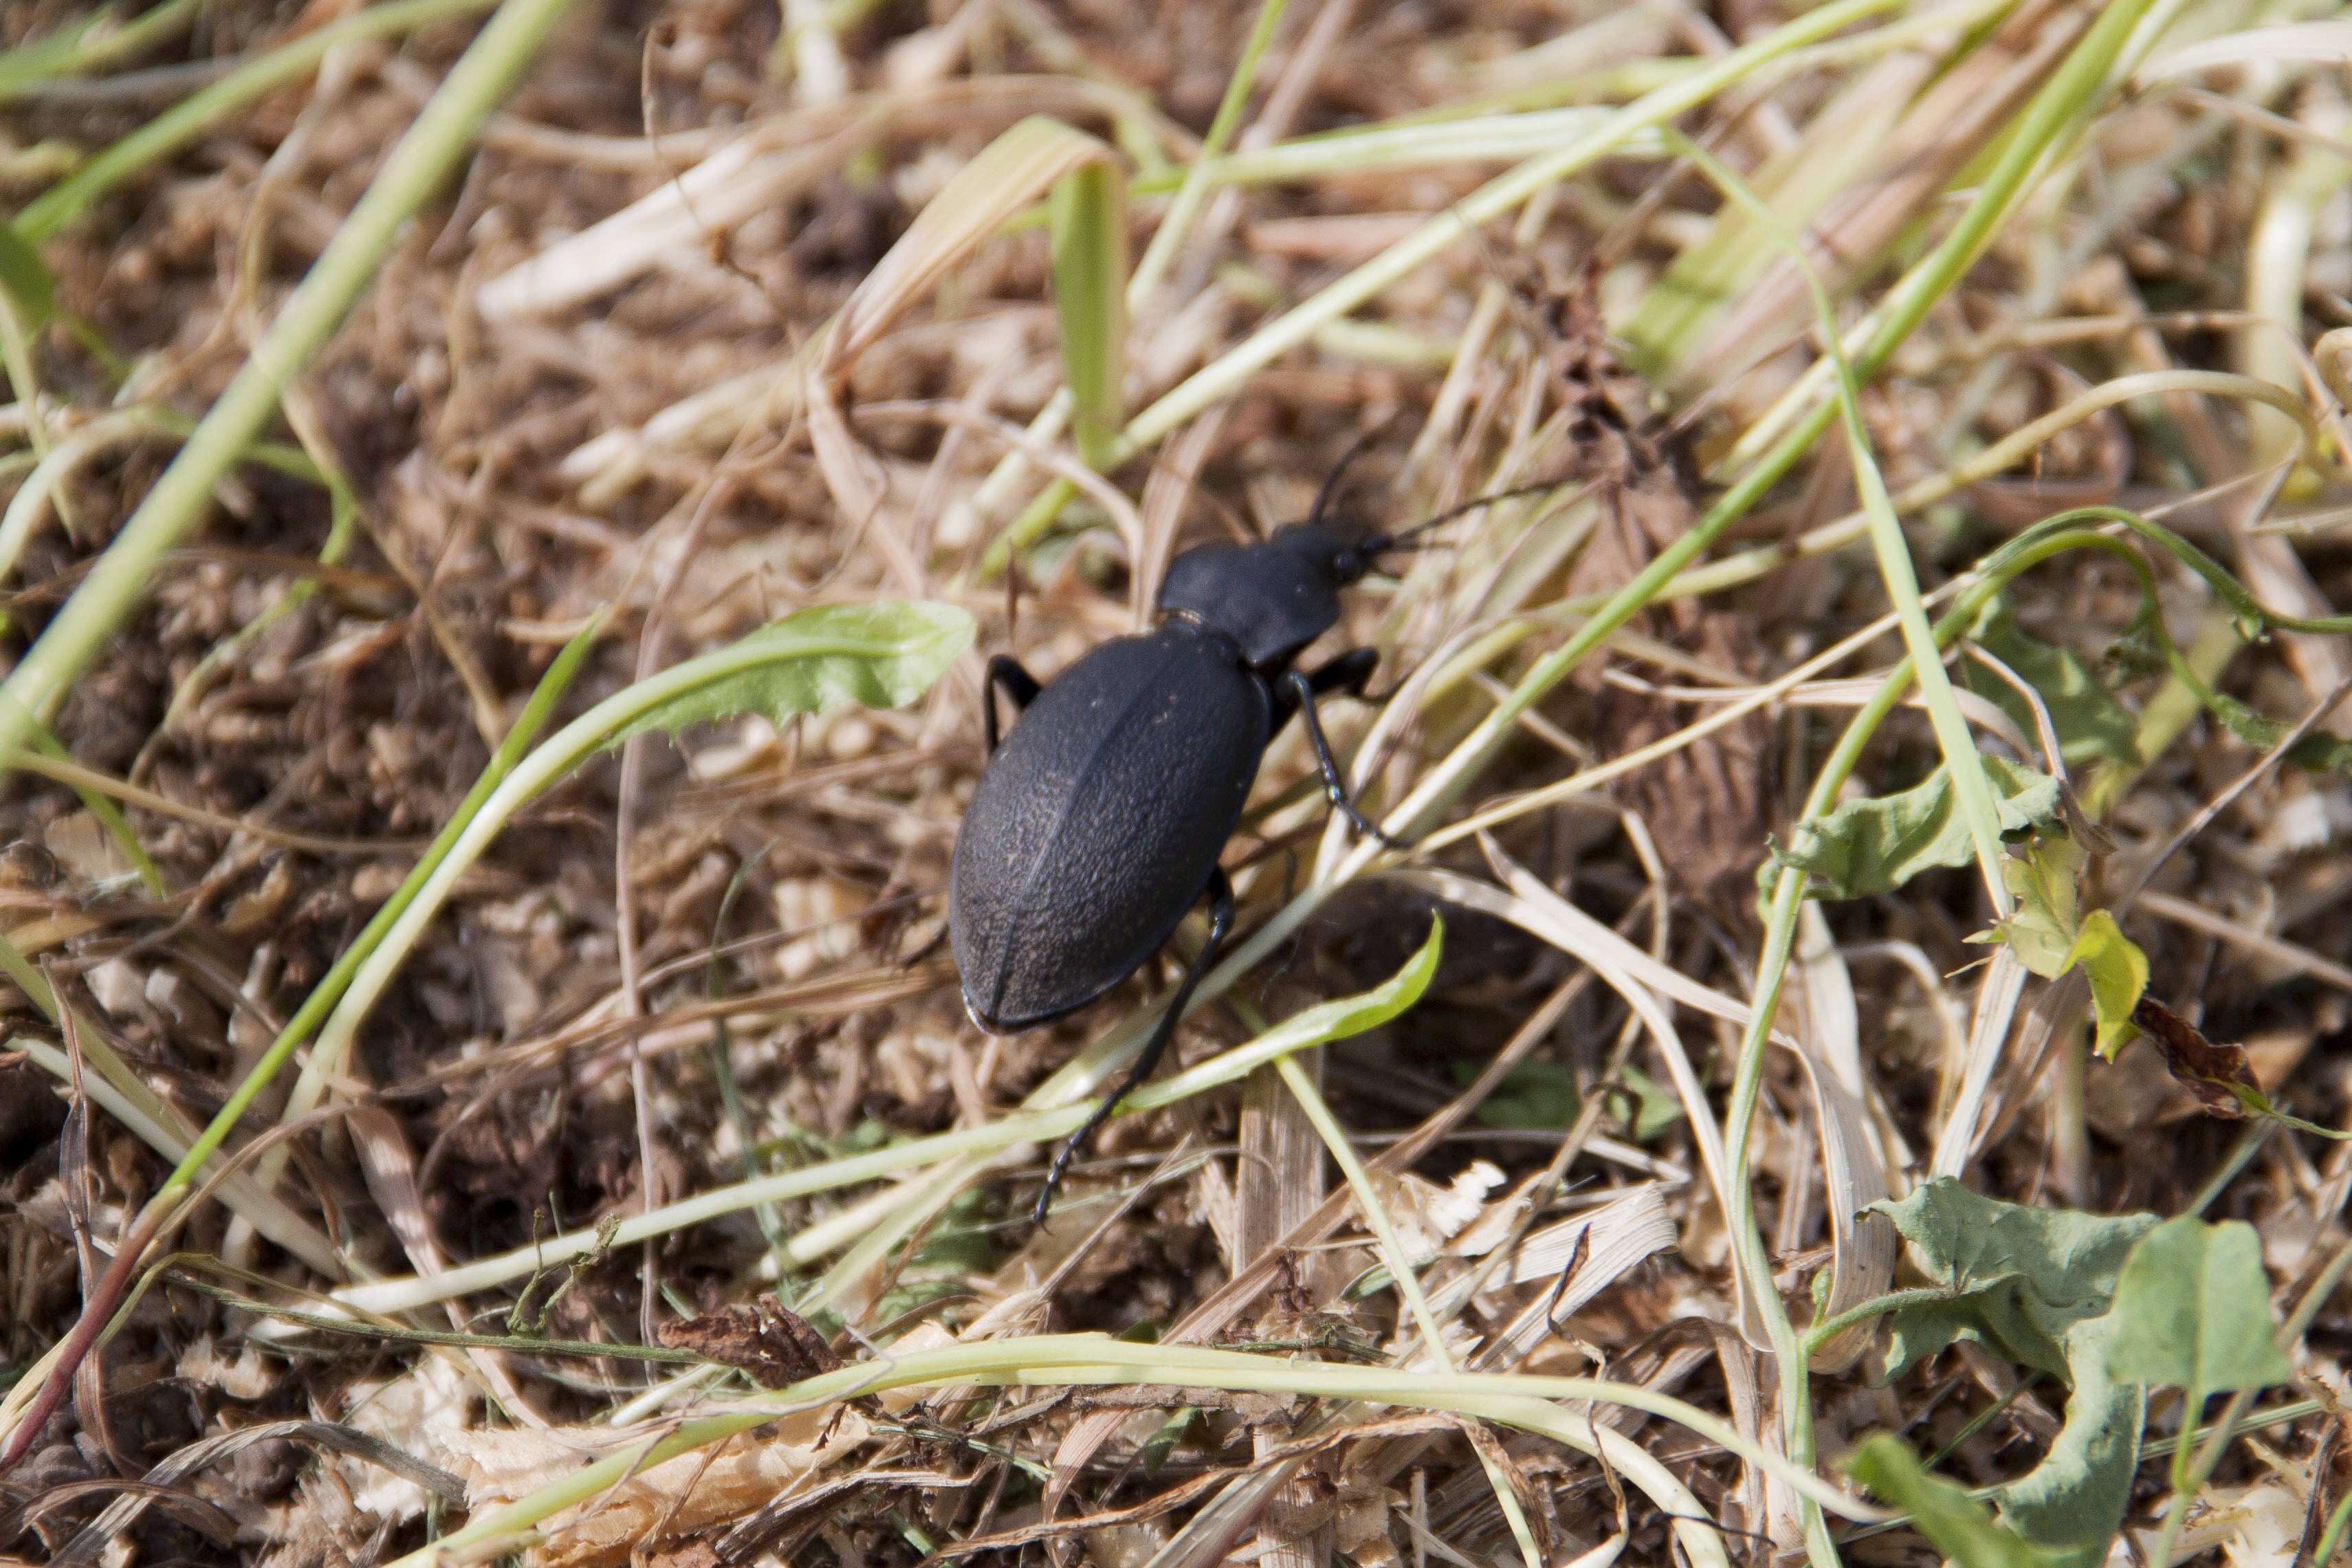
[1411, 853, 1897, 1368]
[563, 113, 1122, 505]
[837, 118, 1120, 368]
[2135, 20, 2352, 80]
[1477, 1189, 1680, 1365]
[1406, 861, 1746, 1297]
[16, 0, 2352, 1563]
[50, 1418, 463, 1565]
[446, 1409, 872, 1568]
[474, 121, 880, 321]
[10, 1035, 341, 1274]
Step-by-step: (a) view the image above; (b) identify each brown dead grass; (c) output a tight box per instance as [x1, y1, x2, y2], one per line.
[4, 1, 2352, 1566]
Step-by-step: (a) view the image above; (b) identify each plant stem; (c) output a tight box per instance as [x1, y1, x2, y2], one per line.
[2311, 1490, 2352, 1567]
[1799, 1288, 1957, 1362]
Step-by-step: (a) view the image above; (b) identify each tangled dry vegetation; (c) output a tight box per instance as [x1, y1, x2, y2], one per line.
[6, 0, 2352, 1565]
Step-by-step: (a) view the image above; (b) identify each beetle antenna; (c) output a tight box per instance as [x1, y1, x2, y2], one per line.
[1365, 479, 1574, 556]
[1304, 417, 1403, 532]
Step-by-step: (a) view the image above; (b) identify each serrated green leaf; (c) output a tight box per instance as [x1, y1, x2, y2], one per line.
[1772, 754, 2062, 902]
[1984, 832, 2083, 978]
[1993, 1314, 2144, 1568]
[606, 601, 974, 746]
[0, 221, 54, 328]
[2066, 912, 2146, 1060]
[1964, 602, 2139, 769]
[1847, 1436, 2065, 1568]
[2101, 1215, 2293, 1394]
[1869, 1178, 2155, 1380]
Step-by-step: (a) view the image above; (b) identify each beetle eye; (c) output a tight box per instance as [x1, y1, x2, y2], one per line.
[1334, 547, 1365, 579]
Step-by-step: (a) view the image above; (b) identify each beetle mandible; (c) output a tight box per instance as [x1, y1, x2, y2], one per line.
[949, 456, 1553, 1223]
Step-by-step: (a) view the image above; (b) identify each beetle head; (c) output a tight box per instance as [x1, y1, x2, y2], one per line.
[1159, 523, 1352, 665]
[1156, 422, 1570, 666]
[1268, 520, 1371, 587]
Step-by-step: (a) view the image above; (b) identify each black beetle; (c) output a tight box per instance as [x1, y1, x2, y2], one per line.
[949, 459, 1552, 1222]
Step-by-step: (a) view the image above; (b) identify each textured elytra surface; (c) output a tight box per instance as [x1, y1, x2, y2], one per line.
[951, 621, 1269, 1030]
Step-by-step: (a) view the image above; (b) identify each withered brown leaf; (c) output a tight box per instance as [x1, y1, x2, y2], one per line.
[658, 1297, 843, 1389]
[2129, 997, 2258, 1119]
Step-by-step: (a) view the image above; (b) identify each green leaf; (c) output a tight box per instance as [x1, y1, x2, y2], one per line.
[1847, 1435, 2065, 1568]
[607, 600, 974, 745]
[1048, 159, 1129, 470]
[1985, 832, 2083, 978]
[0, 221, 55, 329]
[1616, 1064, 1684, 1142]
[1136, 918, 1445, 1115]
[2066, 912, 2147, 1060]
[1964, 602, 2138, 769]
[2201, 687, 2352, 775]
[1864, 1185, 2151, 1568]
[2101, 1215, 2293, 1394]
[1869, 1178, 2155, 1380]
[1456, 1058, 1578, 1130]
[1993, 1314, 2144, 1568]
[1973, 834, 2146, 1054]
[1772, 754, 2062, 902]
[1139, 1406, 1200, 1476]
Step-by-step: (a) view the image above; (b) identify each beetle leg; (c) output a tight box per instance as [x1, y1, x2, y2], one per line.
[1282, 667, 1409, 849]
[1304, 646, 1380, 699]
[1033, 868, 1234, 1228]
[1311, 645, 1423, 706]
[982, 654, 1043, 755]
[1273, 648, 1380, 728]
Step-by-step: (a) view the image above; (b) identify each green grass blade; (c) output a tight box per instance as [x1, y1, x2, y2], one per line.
[0, 0, 201, 103]
[0, 0, 571, 764]
[14, 0, 501, 242]
[1049, 160, 1129, 470]
[168, 613, 603, 1222]
[273, 604, 972, 1180]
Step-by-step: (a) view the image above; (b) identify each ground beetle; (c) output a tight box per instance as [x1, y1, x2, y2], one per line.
[949, 456, 1552, 1222]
